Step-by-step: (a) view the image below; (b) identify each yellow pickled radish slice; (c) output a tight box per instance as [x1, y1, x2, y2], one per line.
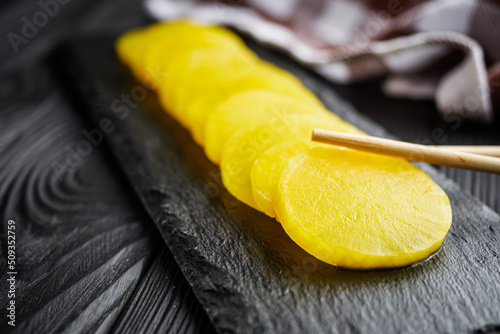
[117, 20, 249, 68]
[142, 26, 255, 89]
[116, 20, 253, 87]
[147, 44, 254, 91]
[157, 49, 255, 126]
[251, 141, 316, 217]
[220, 113, 353, 209]
[189, 63, 324, 145]
[153, 47, 241, 116]
[173, 53, 257, 120]
[115, 28, 143, 64]
[115, 22, 172, 64]
[116, 29, 158, 83]
[204, 90, 329, 163]
[116, 21, 202, 79]
[274, 147, 452, 269]
[140, 44, 219, 90]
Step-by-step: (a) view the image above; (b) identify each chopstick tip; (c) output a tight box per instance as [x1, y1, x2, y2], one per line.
[311, 128, 321, 141]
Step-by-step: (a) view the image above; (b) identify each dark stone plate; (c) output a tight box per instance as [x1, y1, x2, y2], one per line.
[51, 38, 500, 334]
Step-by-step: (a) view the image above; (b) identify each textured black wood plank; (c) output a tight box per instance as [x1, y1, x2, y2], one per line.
[55, 38, 500, 334]
[0, 0, 150, 71]
[110, 245, 216, 334]
[1, 1, 218, 333]
[0, 63, 215, 334]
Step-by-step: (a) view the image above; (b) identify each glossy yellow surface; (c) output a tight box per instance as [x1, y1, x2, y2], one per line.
[204, 90, 329, 164]
[116, 20, 252, 80]
[187, 63, 323, 145]
[117, 21, 258, 126]
[274, 147, 452, 269]
[221, 114, 359, 210]
[159, 49, 256, 127]
[250, 122, 363, 218]
[116, 21, 453, 269]
[251, 141, 315, 217]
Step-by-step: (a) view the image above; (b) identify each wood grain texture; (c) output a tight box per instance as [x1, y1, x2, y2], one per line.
[0, 63, 215, 334]
[1, 1, 215, 333]
[56, 38, 500, 334]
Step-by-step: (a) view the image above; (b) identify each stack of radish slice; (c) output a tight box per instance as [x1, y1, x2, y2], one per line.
[116, 21, 452, 269]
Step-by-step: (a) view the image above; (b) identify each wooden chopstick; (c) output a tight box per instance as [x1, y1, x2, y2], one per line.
[430, 145, 500, 158]
[312, 129, 500, 174]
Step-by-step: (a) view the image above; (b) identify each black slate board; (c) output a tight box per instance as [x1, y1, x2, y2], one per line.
[52, 38, 500, 334]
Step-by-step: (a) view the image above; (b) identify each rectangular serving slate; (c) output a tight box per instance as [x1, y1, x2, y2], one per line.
[52, 38, 500, 334]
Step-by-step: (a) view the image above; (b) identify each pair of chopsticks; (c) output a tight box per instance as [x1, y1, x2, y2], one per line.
[312, 129, 500, 174]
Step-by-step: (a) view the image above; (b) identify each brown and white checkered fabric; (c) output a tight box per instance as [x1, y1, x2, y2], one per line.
[146, 0, 500, 123]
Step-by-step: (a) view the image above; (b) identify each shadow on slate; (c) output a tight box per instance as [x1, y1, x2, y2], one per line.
[51, 38, 500, 334]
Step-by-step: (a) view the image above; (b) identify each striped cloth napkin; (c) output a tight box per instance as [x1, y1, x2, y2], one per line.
[145, 0, 500, 123]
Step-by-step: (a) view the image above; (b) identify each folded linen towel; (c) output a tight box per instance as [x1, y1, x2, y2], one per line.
[146, 0, 500, 123]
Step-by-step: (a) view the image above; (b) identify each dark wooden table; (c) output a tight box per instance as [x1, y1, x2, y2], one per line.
[0, 1, 498, 333]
